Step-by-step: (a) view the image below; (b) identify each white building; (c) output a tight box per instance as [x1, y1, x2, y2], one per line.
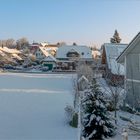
[34, 46, 50, 60]
[101, 43, 127, 76]
[56, 45, 92, 61]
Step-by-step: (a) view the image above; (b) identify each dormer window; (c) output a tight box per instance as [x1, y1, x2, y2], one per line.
[66, 49, 80, 58]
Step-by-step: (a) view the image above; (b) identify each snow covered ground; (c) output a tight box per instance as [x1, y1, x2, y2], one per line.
[0, 73, 78, 140]
[97, 77, 140, 140]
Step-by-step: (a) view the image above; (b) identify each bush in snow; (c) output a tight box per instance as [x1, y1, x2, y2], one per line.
[65, 105, 75, 123]
[69, 112, 78, 128]
[82, 79, 116, 140]
[65, 105, 78, 128]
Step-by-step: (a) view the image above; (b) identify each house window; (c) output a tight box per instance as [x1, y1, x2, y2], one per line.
[67, 51, 80, 57]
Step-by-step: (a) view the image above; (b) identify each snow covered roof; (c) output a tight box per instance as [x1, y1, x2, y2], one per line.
[103, 43, 127, 75]
[0, 50, 6, 57]
[42, 55, 57, 62]
[117, 32, 140, 63]
[39, 46, 49, 57]
[40, 42, 49, 47]
[0, 47, 21, 54]
[12, 54, 23, 60]
[56, 45, 92, 59]
[39, 46, 57, 62]
[78, 75, 89, 83]
[47, 44, 58, 48]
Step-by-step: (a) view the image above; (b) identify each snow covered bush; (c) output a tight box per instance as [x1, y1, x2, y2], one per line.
[82, 79, 116, 140]
[65, 105, 78, 128]
[65, 105, 75, 123]
[69, 112, 78, 128]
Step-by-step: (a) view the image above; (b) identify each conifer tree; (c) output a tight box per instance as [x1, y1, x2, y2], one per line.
[110, 30, 121, 43]
[82, 79, 116, 140]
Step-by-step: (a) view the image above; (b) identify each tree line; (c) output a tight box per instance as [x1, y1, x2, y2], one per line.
[0, 37, 29, 50]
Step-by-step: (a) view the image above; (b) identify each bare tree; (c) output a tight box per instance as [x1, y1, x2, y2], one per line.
[0, 40, 6, 47]
[92, 45, 98, 51]
[5, 39, 15, 48]
[76, 62, 94, 83]
[16, 37, 29, 50]
[0, 39, 15, 48]
[98, 61, 125, 124]
[107, 78, 124, 124]
[75, 62, 94, 118]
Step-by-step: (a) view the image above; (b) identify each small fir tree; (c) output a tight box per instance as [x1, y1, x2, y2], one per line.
[110, 30, 121, 43]
[82, 79, 116, 140]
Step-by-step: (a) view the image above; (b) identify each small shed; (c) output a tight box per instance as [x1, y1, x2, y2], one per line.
[78, 75, 89, 91]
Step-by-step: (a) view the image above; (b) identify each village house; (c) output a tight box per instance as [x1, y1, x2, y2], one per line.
[117, 32, 140, 110]
[34, 46, 47, 60]
[56, 45, 93, 70]
[41, 55, 57, 71]
[34, 46, 57, 70]
[29, 43, 40, 54]
[56, 45, 92, 60]
[101, 43, 127, 85]
[40, 42, 58, 56]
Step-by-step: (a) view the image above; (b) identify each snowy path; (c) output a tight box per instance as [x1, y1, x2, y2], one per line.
[0, 73, 77, 140]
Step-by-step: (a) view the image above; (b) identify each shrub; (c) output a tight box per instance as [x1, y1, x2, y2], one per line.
[65, 105, 78, 128]
[69, 112, 78, 128]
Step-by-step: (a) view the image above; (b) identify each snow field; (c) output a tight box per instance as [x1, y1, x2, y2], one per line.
[0, 73, 77, 140]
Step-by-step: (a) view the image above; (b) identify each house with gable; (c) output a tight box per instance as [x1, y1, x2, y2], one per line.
[56, 45, 92, 61]
[34, 46, 48, 60]
[34, 46, 58, 70]
[40, 43, 58, 56]
[117, 32, 140, 109]
[29, 43, 40, 54]
[41, 55, 57, 70]
[101, 43, 127, 84]
[56, 45, 93, 70]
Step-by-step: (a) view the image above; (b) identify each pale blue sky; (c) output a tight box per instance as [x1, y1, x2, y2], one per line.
[0, 0, 140, 47]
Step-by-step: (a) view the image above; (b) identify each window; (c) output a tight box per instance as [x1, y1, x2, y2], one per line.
[67, 51, 80, 57]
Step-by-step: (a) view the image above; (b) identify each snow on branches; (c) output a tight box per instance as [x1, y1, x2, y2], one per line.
[82, 79, 116, 140]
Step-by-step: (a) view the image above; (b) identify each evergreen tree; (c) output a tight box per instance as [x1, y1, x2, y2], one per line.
[82, 79, 116, 140]
[110, 30, 121, 43]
